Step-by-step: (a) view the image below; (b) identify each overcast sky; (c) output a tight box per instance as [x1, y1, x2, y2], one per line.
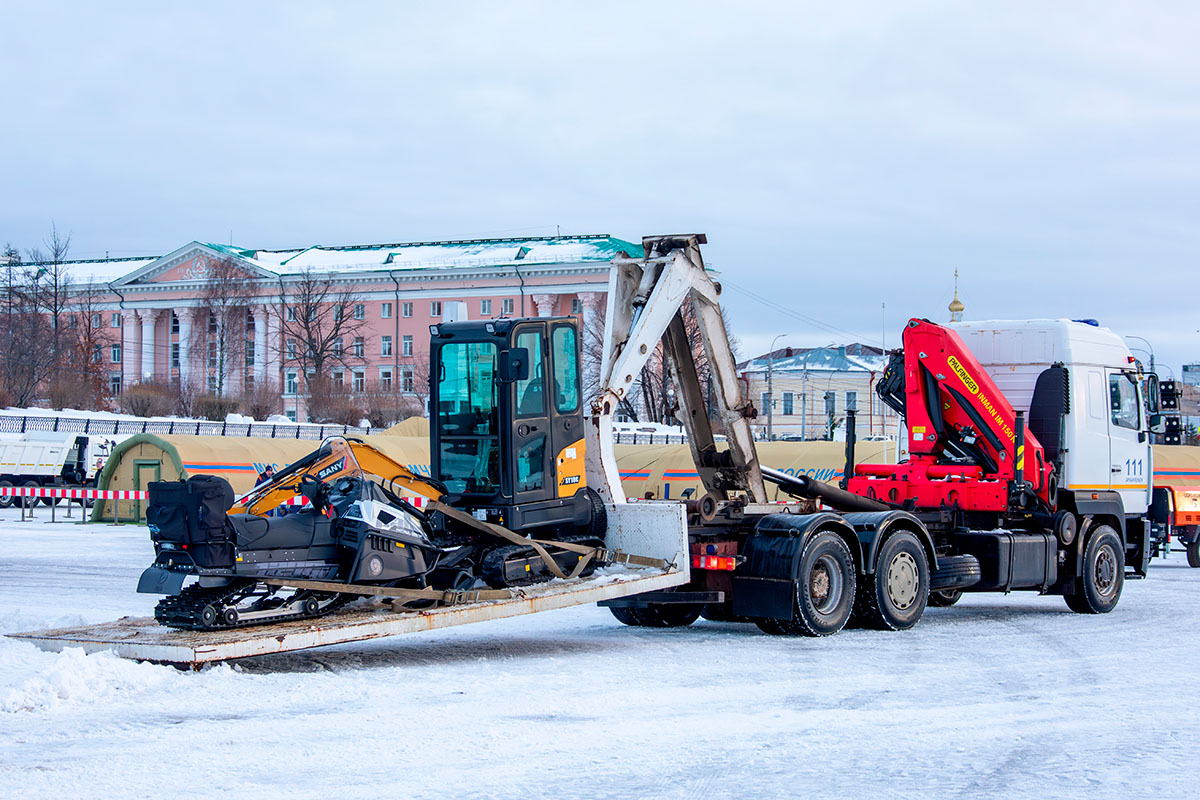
[3, 2, 1198, 372]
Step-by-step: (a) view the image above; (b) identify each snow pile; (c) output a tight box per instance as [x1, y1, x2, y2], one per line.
[1, 647, 174, 713]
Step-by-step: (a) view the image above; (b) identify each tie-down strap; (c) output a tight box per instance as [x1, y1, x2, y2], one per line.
[262, 577, 514, 606]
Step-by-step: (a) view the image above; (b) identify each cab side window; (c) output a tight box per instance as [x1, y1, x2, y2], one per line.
[552, 325, 580, 414]
[1109, 373, 1140, 430]
[515, 329, 545, 417]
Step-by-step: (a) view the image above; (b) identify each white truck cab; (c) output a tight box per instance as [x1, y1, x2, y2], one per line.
[951, 319, 1156, 517]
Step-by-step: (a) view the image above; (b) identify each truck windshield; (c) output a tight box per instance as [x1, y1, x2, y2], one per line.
[437, 341, 500, 494]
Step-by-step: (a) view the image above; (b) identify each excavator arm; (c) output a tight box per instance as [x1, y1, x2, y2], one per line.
[232, 438, 445, 516]
[586, 234, 766, 505]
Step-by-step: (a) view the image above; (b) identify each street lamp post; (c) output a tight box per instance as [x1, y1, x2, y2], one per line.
[766, 334, 786, 441]
[1126, 335, 1155, 375]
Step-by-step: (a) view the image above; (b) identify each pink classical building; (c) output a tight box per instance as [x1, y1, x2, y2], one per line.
[64, 234, 629, 421]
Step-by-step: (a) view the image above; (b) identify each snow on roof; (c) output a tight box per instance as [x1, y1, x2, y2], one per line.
[14, 234, 640, 286]
[233, 235, 641, 274]
[742, 345, 888, 374]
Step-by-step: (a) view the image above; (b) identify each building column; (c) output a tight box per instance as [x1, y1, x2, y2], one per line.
[122, 313, 140, 390]
[265, 307, 280, 390]
[578, 291, 604, 393]
[177, 308, 194, 388]
[138, 309, 160, 381]
[532, 293, 555, 317]
[224, 309, 243, 397]
[254, 306, 269, 384]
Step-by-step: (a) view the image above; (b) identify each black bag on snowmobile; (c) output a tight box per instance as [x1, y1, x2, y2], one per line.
[146, 475, 236, 569]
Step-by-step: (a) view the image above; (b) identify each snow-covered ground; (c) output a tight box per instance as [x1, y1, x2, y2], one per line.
[2, 520, 1198, 800]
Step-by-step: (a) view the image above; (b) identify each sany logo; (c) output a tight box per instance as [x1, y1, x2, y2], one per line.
[317, 458, 346, 480]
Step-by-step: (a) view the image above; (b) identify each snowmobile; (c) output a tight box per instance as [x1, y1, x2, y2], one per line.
[138, 436, 604, 630]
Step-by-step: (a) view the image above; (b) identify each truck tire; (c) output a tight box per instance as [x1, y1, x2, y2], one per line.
[0, 480, 12, 508]
[608, 604, 702, 628]
[754, 530, 856, 637]
[928, 589, 963, 607]
[1065, 525, 1123, 614]
[1188, 538, 1200, 569]
[854, 531, 929, 631]
[22, 481, 41, 508]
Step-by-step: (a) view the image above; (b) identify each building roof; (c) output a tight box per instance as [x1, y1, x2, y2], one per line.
[15, 234, 642, 285]
[741, 343, 887, 374]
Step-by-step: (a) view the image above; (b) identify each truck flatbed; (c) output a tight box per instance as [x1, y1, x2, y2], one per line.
[7, 502, 687, 667]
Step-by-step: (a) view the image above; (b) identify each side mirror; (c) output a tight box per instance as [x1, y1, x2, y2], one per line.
[498, 347, 530, 383]
[1146, 374, 1161, 414]
[1150, 414, 1166, 434]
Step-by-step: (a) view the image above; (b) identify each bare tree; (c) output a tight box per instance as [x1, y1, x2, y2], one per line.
[26, 223, 74, 386]
[194, 256, 253, 396]
[0, 266, 56, 406]
[275, 266, 367, 404]
[240, 379, 282, 421]
[61, 279, 113, 409]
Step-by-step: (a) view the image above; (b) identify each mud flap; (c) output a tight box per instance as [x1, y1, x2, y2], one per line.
[137, 566, 188, 595]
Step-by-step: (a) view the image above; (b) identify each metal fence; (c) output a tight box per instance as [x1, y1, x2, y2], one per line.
[612, 433, 689, 445]
[0, 414, 371, 440]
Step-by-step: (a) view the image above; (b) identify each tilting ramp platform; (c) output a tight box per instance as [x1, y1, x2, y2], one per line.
[8, 503, 688, 667]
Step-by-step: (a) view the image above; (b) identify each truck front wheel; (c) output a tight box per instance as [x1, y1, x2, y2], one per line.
[1065, 526, 1123, 614]
[854, 531, 930, 630]
[755, 530, 856, 637]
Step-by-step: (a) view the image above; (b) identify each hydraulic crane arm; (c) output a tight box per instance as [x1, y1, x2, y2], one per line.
[586, 234, 766, 505]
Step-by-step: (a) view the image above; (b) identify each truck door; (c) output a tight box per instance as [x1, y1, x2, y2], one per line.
[1065, 368, 1112, 495]
[1107, 369, 1149, 514]
[510, 321, 553, 505]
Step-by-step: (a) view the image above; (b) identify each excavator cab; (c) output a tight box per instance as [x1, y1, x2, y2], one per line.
[429, 316, 596, 536]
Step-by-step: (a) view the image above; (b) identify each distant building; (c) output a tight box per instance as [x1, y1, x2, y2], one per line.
[17, 234, 630, 421]
[739, 344, 896, 440]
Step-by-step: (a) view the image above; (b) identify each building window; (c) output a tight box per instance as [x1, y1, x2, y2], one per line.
[286, 339, 297, 360]
[571, 298, 582, 314]
[782, 392, 794, 416]
[402, 302, 413, 318]
[502, 298, 514, 315]
[208, 341, 217, 368]
[761, 391, 770, 413]
[207, 375, 217, 393]
[352, 370, 365, 392]
[111, 344, 122, 364]
[846, 391, 857, 412]
[379, 367, 393, 391]
[92, 345, 102, 364]
[91, 312, 102, 329]
[109, 373, 122, 395]
[245, 340, 255, 366]
[285, 371, 298, 394]
[381, 335, 392, 357]
[208, 313, 218, 334]
[112, 313, 121, 328]
[332, 337, 343, 358]
[402, 335, 413, 357]
[824, 391, 836, 416]
[171, 312, 180, 334]
[431, 301, 442, 317]
[353, 337, 364, 358]
[245, 308, 255, 331]
[381, 302, 392, 319]
[481, 299, 492, 315]
[353, 304, 365, 320]
[244, 374, 254, 389]
[401, 366, 414, 393]
[333, 370, 344, 391]
[171, 343, 180, 368]
[286, 409, 297, 422]
[287, 306, 296, 321]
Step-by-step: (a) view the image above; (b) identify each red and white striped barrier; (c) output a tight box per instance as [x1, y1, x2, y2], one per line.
[0, 486, 147, 500]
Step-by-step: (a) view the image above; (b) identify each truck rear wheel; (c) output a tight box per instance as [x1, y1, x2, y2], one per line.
[0, 480, 12, 508]
[609, 604, 702, 628]
[1065, 526, 1123, 614]
[1188, 538, 1200, 569]
[755, 530, 856, 637]
[854, 531, 929, 630]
